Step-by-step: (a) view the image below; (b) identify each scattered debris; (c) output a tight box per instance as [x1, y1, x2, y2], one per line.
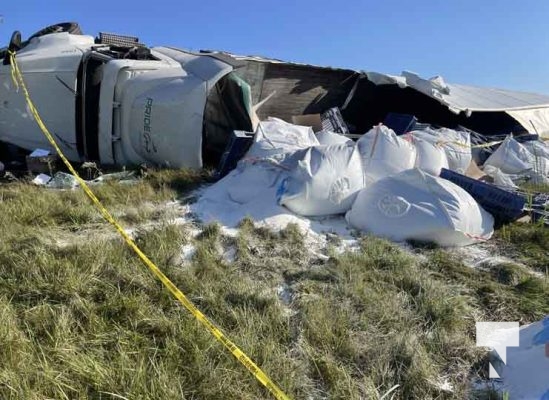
[31, 173, 51, 185]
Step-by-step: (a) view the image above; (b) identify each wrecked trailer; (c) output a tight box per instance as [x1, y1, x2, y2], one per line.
[0, 23, 254, 169]
[200, 50, 549, 139]
[2, 22, 549, 173]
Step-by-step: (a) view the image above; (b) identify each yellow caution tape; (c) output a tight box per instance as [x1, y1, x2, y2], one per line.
[436, 139, 504, 151]
[407, 133, 509, 150]
[8, 51, 290, 400]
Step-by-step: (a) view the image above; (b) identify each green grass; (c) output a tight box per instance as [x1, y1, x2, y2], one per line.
[0, 170, 547, 399]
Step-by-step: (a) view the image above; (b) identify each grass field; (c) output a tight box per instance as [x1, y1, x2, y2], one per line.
[0, 171, 547, 399]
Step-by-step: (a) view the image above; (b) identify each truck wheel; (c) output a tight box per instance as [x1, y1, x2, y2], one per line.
[28, 22, 82, 40]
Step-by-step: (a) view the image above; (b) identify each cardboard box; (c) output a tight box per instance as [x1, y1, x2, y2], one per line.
[291, 114, 322, 132]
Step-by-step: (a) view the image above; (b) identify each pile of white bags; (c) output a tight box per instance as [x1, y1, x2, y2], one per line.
[195, 118, 503, 247]
[345, 169, 494, 247]
[277, 143, 365, 216]
[357, 125, 416, 184]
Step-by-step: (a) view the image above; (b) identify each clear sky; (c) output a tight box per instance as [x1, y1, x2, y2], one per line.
[2, 0, 549, 94]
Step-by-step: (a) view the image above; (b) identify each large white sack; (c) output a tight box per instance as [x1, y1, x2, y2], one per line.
[316, 130, 353, 146]
[277, 143, 365, 216]
[484, 135, 548, 176]
[523, 139, 549, 160]
[407, 134, 449, 176]
[245, 117, 319, 159]
[412, 128, 472, 174]
[523, 140, 549, 178]
[345, 169, 494, 247]
[357, 125, 416, 184]
[227, 163, 281, 204]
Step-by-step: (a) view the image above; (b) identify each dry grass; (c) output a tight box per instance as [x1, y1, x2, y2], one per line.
[0, 169, 547, 399]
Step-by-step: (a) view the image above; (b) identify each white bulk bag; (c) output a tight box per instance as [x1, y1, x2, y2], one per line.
[412, 128, 472, 174]
[357, 125, 416, 184]
[245, 117, 319, 160]
[523, 139, 549, 160]
[345, 169, 494, 247]
[316, 130, 352, 146]
[227, 163, 281, 204]
[408, 135, 449, 176]
[484, 135, 548, 175]
[277, 143, 364, 216]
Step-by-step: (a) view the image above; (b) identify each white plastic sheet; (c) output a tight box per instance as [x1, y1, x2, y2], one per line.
[345, 169, 494, 247]
[357, 125, 416, 184]
[277, 143, 365, 216]
[32, 173, 51, 186]
[482, 165, 519, 189]
[507, 108, 549, 139]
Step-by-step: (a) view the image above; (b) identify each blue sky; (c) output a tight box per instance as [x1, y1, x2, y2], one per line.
[2, 0, 549, 94]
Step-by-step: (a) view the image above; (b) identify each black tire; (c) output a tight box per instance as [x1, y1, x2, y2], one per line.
[8, 31, 22, 52]
[1, 31, 22, 65]
[28, 22, 82, 41]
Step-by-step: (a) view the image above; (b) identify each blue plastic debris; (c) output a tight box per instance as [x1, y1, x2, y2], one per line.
[216, 130, 255, 178]
[383, 113, 418, 135]
[440, 168, 527, 224]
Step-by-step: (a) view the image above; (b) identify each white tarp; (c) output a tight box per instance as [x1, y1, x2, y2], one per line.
[507, 109, 549, 139]
[345, 169, 494, 247]
[365, 71, 549, 117]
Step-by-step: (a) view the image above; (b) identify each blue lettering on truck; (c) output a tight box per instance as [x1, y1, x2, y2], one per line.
[143, 97, 157, 153]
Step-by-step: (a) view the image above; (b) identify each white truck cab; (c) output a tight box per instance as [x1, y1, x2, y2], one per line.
[0, 23, 253, 168]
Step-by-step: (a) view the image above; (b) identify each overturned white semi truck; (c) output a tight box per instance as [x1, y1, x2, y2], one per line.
[0, 22, 254, 168]
[2, 22, 549, 170]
